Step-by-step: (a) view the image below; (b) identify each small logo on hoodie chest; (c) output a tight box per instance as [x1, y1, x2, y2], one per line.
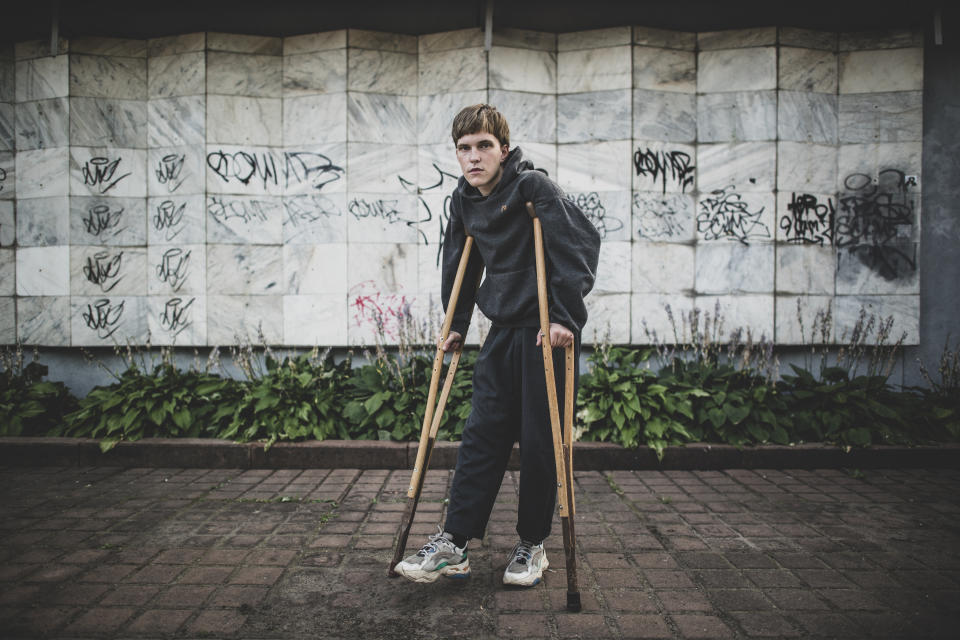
[501, 205, 507, 212]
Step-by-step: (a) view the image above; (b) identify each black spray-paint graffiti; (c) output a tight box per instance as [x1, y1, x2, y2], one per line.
[283, 194, 343, 229]
[398, 163, 459, 260]
[835, 169, 917, 281]
[156, 248, 191, 293]
[780, 193, 835, 246]
[634, 148, 695, 194]
[697, 186, 770, 244]
[155, 153, 186, 193]
[82, 204, 126, 239]
[159, 297, 195, 337]
[83, 250, 124, 293]
[348, 198, 401, 224]
[570, 192, 624, 240]
[83, 298, 124, 340]
[82, 157, 131, 195]
[207, 196, 274, 227]
[634, 193, 687, 240]
[153, 200, 187, 242]
[206, 150, 344, 192]
[0, 167, 6, 193]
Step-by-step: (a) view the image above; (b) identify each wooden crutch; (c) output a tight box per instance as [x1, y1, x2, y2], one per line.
[388, 236, 475, 577]
[526, 201, 581, 612]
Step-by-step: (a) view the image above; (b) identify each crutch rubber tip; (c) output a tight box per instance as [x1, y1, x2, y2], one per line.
[566, 592, 582, 612]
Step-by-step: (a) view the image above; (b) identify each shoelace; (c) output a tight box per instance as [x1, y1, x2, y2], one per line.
[417, 528, 449, 558]
[512, 541, 535, 566]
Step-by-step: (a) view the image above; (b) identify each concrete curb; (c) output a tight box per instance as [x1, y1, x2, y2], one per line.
[1, 437, 959, 470]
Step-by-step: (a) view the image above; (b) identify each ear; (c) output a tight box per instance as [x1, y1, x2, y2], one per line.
[499, 144, 509, 162]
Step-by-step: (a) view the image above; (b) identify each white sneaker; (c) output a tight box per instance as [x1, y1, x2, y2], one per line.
[503, 539, 548, 586]
[394, 527, 470, 584]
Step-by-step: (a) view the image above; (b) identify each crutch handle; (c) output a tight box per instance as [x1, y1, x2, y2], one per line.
[525, 201, 538, 219]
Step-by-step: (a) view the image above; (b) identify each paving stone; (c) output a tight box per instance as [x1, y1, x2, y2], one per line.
[671, 613, 734, 638]
[730, 611, 802, 637]
[616, 614, 673, 638]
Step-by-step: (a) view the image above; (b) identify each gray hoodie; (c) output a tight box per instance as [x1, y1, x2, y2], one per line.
[441, 147, 601, 337]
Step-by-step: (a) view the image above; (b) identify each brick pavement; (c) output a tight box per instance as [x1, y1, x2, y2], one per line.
[0, 465, 958, 639]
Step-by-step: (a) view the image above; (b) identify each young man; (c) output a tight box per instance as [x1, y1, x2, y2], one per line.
[394, 104, 601, 587]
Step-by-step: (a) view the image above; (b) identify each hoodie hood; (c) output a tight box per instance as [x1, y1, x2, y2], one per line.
[456, 147, 537, 201]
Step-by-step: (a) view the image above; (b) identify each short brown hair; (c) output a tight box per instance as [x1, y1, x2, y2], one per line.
[451, 104, 510, 147]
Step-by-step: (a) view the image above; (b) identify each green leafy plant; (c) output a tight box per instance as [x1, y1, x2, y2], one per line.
[0, 344, 79, 437]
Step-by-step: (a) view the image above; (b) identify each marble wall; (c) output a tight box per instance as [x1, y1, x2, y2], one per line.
[0, 26, 924, 347]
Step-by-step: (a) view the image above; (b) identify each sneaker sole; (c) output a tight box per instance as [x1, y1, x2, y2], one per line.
[503, 556, 549, 587]
[394, 561, 471, 584]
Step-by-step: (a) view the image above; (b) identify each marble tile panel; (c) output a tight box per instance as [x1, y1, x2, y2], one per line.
[491, 29, 555, 51]
[417, 230, 444, 297]
[281, 144, 347, 196]
[778, 91, 838, 144]
[632, 89, 696, 143]
[593, 241, 631, 293]
[778, 28, 838, 51]
[776, 245, 836, 295]
[347, 93, 415, 143]
[282, 50, 347, 96]
[284, 294, 348, 346]
[558, 90, 630, 143]
[697, 48, 776, 93]
[419, 28, 485, 55]
[631, 293, 695, 344]
[207, 33, 281, 55]
[557, 140, 632, 193]
[633, 192, 696, 243]
[416, 144, 461, 192]
[483, 91, 554, 144]
[15, 98, 69, 150]
[206, 194, 283, 244]
[148, 147, 205, 197]
[557, 47, 630, 93]
[777, 142, 837, 193]
[0, 200, 13, 246]
[70, 196, 147, 246]
[283, 243, 348, 294]
[0, 296, 13, 342]
[839, 48, 923, 93]
[348, 30, 417, 54]
[347, 242, 418, 294]
[348, 49, 417, 95]
[632, 47, 697, 93]
[147, 244, 205, 295]
[633, 26, 696, 50]
[69, 97, 147, 148]
[147, 52, 205, 99]
[283, 30, 347, 56]
[778, 47, 838, 93]
[695, 294, 775, 342]
[632, 242, 694, 294]
[0, 57, 13, 102]
[283, 193, 348, 244]
[418, 48, 486, 96]
[70, 37, 146, 57]
[207, 244, 283, 295]
[696, 189, 775, 245]
[15, 56, 69, 101]
[836, 294, 919, 345]
[0, 249, 13, 295]
[17, 296, 71, 346]
[839, 92, 923, 144]
[836, 241, 919, 295]
[632, 142, 697, 195]
[147, 33, 205, 57]
[514, 142, 557, 178]
[836, 142, 922, 188]
[15, 39, 70, 60]
[695, 242, 774, 294]
[774, 295, 836, 345]
[69, 147, 146, 198]
[206, 52, 282, 97]
[347, 142, 417, 194]
[490, 47, 557, 94]
[16, 245, 69, 295]
[0, 151, 13, 200]
[419, 91, 489, 145]
[206, 295, 283, 345]
[697, 142, 776, 192]
[776, 190, 836, 246]
[0, 103, 12, 151]
[698, 91, 776, 142]
[70, 246, 147, 296]
[205, 144, 346, 197]
[283, 93, 347, 144]
[147, 95, 205, 149]
[14, 197, 67, 246]
[347, 193, 419, 243]
[839, 30, 924, 51]
[567, 191, 631, 242]
[698, 27, 777, 50]
[559, 27, 631, 51]
[69, 54, 146, 100]
[582, 292, 631, 345]
[206, 96, 282, 146]
[148, 194, 206, 245]
[147, 294, 206, 346]
[17, 147, 69, 198]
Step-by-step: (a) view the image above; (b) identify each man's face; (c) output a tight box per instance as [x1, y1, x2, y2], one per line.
[456, 132, 509, 196]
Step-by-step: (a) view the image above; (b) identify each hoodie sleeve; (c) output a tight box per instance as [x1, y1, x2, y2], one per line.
[441, 196, 484, 338]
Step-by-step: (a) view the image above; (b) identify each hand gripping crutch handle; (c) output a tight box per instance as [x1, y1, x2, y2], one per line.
[526, 201, 581, 612]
